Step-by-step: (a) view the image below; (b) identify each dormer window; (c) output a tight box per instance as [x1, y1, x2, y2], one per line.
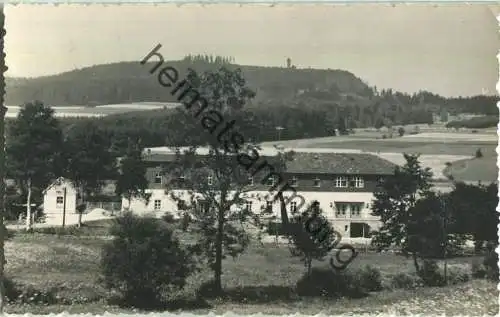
[335, 176, 347, 188]
[313, 177, 321, 187]
[352, 176, 364, 188]
[154, 172, 162, 184]
[290, 176, 298, 187]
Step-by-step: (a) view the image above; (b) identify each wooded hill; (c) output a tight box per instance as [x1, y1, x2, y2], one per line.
[6, 55, 498, 118]
[6, 56, 370, 106]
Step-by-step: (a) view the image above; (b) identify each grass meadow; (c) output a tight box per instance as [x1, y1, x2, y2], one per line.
[3, 220, 498, 315]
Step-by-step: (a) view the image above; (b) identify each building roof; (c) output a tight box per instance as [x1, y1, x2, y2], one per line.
[143, 147, 397, 175]
[443, 156, 498, 183]
[42, 177, 75, 194]
[284, 152, 397, 175]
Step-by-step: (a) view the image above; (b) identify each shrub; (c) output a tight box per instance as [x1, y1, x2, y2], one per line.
[447, 268, 470, 285]
[101, 212, 196, 308]
[162, 213, 176, 224]
[398, 127, 405, 137]
[196, 279, 220, 299]
[471, 262, 487, 279]
[4, 278, 58, 305]
[475, 148, 483, 158]
[390, 273, 422, 290]
[295, 267, 367, 298]
[288, 201, 340, 275]
[483, 249, 499, 281]
[418, 259, 446, 287]
[357, 265, 383, 292]
[35, 226, 81, 236]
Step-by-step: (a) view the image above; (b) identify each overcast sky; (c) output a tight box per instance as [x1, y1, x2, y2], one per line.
[5, 4, 499, 97]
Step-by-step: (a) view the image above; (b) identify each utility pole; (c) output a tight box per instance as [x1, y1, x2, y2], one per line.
[441, 195, 448, 285]
[275, 126, 284, 141]
[62, 187, 67, 228]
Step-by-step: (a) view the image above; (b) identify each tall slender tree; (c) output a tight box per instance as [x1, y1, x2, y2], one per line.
[64, 121, 117, 226]
[115, 138, 149, 210]
[164, 67, 259, 293]
[6, 101, 64, 231]
[371, 153, 434, 272]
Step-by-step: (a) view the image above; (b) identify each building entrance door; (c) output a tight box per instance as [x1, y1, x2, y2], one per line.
[350, 222, 370, 238]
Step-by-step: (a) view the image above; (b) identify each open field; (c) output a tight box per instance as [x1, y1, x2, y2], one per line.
[260, 130, 497, 181]
[5, 102, 180, 118]
[3, 221, 497, 315]
[262, 130, 497, 157]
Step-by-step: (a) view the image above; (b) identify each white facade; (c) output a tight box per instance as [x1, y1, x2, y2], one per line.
[124, 188, 381, 237]
[42, 177, 78, 225]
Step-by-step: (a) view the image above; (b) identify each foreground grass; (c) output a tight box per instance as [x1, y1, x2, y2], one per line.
[5, 280, 497, 315]
[3, 230, 497, 315]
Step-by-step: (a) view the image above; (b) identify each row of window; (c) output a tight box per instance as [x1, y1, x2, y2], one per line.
[151, 199, 368, 218]
[153, 172, 366, 189]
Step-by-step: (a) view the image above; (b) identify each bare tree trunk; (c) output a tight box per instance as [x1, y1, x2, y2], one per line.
[77, 186, 84, 227]
[278, 193, 289, 226]
[213, 206, 224, 294]
[25, 178, 32, 231]
[412, 252, 420, 273]
[0, 7, 8, 311]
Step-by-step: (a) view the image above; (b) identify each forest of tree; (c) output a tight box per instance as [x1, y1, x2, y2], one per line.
[2, 102, 435, 157]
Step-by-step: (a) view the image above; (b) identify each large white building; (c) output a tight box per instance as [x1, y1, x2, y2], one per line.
[124, 147, 398, 238]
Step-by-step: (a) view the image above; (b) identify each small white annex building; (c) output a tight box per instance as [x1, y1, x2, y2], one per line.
[42, 177, 78, 225]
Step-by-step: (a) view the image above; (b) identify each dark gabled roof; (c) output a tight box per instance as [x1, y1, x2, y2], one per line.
[42, 177, 75, 194]
[284, 152, 397, 175]
[143, 150, 397, 175]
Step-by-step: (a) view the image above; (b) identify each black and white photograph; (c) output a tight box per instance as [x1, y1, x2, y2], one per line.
[0, 4, 498, 315]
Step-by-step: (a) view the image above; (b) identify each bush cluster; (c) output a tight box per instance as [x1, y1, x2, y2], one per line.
[447, 268, 470, 285]
[471, 262, 487, 279]
[390, 273, 423, 290]
[356, 265, 383, 292]
[100, 212, 196, 308]
[418, 260, 446, 287]
[34, 226, 82, 236]
[295, 266, 383, 298]
[4, 278, 103, 305]
[483, 249, 499, 281]
[470, 249, 499, 281]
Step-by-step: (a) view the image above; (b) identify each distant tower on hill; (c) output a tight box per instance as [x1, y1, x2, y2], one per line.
[286, 57, 292, 68]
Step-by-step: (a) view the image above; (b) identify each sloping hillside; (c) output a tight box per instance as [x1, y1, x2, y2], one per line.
[6, 60, 372, 106]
